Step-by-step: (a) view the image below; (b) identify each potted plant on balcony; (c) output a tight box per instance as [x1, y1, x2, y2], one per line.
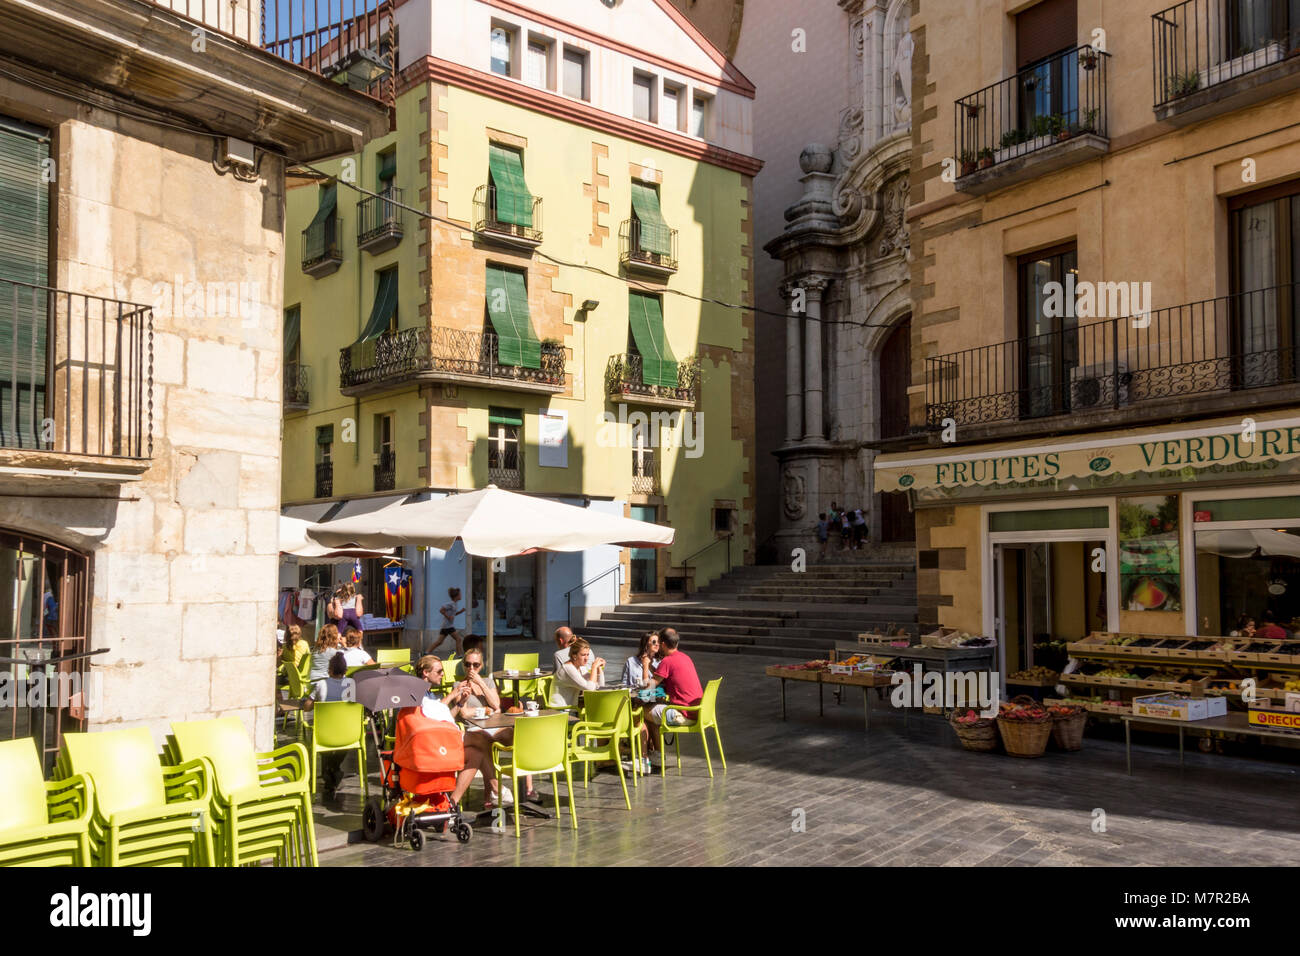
[1080, 48, 1099, 70]
[1051, 113, 1071, 141]
[977, 147, 994, 169]
[1022, 72, 1040, 92]
[539, 338, 565, 385]
[1166, 70, 1200, 99]
[959, 150, 977, 177]
[963, 101, 982, 119]
[1077, 108, 1099, 135]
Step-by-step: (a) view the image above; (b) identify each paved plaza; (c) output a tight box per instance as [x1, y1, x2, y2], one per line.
[309, 641, 1300, 867]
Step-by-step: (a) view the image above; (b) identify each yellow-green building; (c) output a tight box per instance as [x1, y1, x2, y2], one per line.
[281, 0, 761, 642]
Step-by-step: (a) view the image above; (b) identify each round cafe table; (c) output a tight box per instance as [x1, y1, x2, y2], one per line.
[492, 668, 551, 704]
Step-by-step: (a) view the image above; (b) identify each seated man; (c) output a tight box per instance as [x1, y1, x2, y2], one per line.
[642, 629, 703, 764]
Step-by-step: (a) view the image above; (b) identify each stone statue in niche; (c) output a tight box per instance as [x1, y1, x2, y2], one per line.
[782, 469, 806, 521]
[892, 30, 914, 131]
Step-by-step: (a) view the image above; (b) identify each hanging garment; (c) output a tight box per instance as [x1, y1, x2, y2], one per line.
[296, 587, 316, 619]
[279, 590, 297, 629]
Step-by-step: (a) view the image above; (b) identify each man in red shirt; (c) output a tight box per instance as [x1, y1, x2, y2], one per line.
[1257, 612, 1289, 640]
[645, 628, 703, 749]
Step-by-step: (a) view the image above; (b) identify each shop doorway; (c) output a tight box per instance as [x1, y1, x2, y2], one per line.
[877, 316, 915, 543]
[629, 505, 659, 593]
[471, 555, 536, 640]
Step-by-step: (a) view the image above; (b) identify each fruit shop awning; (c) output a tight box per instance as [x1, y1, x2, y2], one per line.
[874, 411, 1300, 502]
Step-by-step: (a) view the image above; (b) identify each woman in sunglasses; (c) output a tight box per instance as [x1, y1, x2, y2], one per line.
[449, 648, 543, 809]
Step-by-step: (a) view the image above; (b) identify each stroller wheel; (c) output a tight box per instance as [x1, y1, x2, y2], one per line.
[456, 823, 472, 844]
[409, 828, 425, 851]
[362, 798, 387, 843]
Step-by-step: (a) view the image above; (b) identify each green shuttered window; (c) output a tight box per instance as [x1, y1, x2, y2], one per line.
[488, 409, 524, 426]
[377, 151, 397, 184]
[284, 305, 301, 359]
[305, 182, 338, 262]
[630, 181, 672, 256]
[0, 116, 50, 449]
[357, 269, 398, 343]
[628, 292, 678, 389]
[485, 264, 541, 368]
[488, 145, 533, 227]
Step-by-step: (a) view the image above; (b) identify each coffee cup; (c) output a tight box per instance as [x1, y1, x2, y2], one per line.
[474, 706, 486, 719]
[524, 700, 539, 715]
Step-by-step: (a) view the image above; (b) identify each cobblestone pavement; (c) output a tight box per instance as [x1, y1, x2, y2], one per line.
[313, 643, 1300, 866]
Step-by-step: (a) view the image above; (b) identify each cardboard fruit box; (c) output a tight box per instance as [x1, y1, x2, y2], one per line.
[1132, 693, 1227, 721]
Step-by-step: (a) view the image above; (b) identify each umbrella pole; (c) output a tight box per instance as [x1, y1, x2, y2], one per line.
[486, 560, 495, 677]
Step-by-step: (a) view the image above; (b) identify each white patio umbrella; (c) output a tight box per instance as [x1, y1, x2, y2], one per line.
[306, 486, 675, 666]
[278, 514, 395, 563]
[1196, 528, 1300, 559]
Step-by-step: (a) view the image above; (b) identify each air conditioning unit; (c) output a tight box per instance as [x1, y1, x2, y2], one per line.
[1070, 360, 1129, 410]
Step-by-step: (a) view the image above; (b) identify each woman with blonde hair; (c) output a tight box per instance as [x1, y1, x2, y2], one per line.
[280, 624, 309, 668]
[328, 582, 365, 636]
[550, 637, 605, 709]
[309, 624, 341, 681]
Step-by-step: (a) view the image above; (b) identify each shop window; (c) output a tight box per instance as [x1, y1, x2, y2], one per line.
[1118, 496, 1182, 614]
[0, 530, 90, 775]
[629, 505, 658, 593]
[1017, 243, 1079, 419]
[1194, 495, 1300, 636]
[1229, 178, 1300, 388]
[989, 506, 1107, 532]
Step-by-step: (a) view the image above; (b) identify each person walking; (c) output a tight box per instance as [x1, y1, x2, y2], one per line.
[839, 510, 852, 551]
[815, 513, 829, 560]
[852, 506, 868, 550]
[430, 587, 464, 656]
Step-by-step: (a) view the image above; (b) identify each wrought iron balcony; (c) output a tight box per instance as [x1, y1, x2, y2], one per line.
[0, 279, 152, 462]
[1152, 0, 1300, 123]
[619, 219, 678, 275]
[954, 45, 1109, 195]
[606, 353, 700, 408]
[339, 327, 566, 395]
[632, 446, 660, 495]
[284, 363, 310, 409]
[357, 188, 404, 254]
[488, 466, 523, 490]
[153, 0, 396, 104]
[302, 214, 343, 277]
[315, 460, 333, 498]
[925, 282, 1300, 436]
[473, 185, 543, 247]
[373, 449, 395, 492]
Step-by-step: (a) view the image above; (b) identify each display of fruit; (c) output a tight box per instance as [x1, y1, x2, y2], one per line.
[960, 636, 994, 647]
[1091, 667, 1142, 680]
[1046, 704, 1084, 718]
[1285, 679, 1300, 692]
[953, 708, 990, 725]
[998, 700, 1048, 720]
[1009, 666, 1058, 682]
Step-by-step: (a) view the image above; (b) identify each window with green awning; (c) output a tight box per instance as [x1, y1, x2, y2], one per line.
[305, 182, 338, 261]
[377, 151, 397, 186]
[627, 292, 678, 389]
[0, 116, 50, 449]
[488, 144, 533, 227]
[485, 264, 541, 368]
[488, 409, 524, 426]
[284, 305, 301, 363]
[630, 181, 672, 256]
[356, 269, 398, 343]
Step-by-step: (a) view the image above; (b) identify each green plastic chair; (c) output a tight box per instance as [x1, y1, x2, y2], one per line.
[0, 738, 94, 867]
[658, 678, 727, 779]
[308, 701, 368, 802]
[167, 718, 317, 867]
[491, 713, 575, 837]
[281, 663, 312, 740]
[57, 727, 215, 867]
[499, 652, 542, 702]
[296, 649, 312, 684]
[438, 656, 461, 692]
[346, 663, 381, 678]
[570, 691, 633, 809]
[376, 648, 411, 666]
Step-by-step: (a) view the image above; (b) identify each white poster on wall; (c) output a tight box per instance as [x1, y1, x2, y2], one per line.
[539, 408, 568, 468]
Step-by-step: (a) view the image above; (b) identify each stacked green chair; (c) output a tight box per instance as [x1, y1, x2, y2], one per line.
[166, 718, 317, 867]
[491, 712, 575, 837]
[569, 690, 633, 809]
[308, 701, 368, 801]
[0, 738, 94, 866]
[658, 677, 727, 779]
[56, 727, 214, 867]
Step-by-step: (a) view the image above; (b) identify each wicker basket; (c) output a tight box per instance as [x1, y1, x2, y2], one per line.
[1050, 707, 1088, 751]
[996, 696, 1052, 758]
[949, 712, 998, 752]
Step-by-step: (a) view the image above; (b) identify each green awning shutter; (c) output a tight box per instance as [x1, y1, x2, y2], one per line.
[316, 424, 334, 445]
[0, 117, 50, 449]
[630, 182, 672, 256]
[485, 265, 541, 368]
[347, 270, 399, 368]
[284, 305, 301, 358]
[378, 152, 396, 184]
[628, 293, 678, 389]
[304, 182, 337, 261]
[488, 409, 524, 426]
[488, 145, 533, 228]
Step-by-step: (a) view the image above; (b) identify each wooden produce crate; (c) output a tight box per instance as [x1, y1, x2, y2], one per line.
[920, 626, 962, 648]
[1066, 633, 1110, 658]
[1165, 638, 1222, 660]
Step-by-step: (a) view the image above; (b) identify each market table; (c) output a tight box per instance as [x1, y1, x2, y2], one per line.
[764, 665, 896, 733]
[1121, 712, 1300, 774]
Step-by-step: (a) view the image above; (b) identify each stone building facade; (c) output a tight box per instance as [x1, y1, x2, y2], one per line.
[0, 0, 386, 767]
[765, 0, 915, 560]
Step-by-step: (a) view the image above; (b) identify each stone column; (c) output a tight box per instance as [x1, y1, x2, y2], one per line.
[802, 275, 830, 441]
[781, 280, 803, 444]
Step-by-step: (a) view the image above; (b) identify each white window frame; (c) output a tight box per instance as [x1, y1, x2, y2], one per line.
[690, 91, 712, 138]
[562, 44, 590, 101]
[489, 21, 519, 78]
[525, 33, 554, 91]
[633, 70, 658, 124]
[662, 80, 686, 132]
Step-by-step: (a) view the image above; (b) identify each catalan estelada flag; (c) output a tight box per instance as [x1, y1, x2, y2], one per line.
[385, 566, 413, 619]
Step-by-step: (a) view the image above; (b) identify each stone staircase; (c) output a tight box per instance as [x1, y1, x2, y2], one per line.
[582, 560, 918, 659]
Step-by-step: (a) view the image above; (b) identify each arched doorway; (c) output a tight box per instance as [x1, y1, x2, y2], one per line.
[877, 315, 915, 542]
[0, 530, 90, 772]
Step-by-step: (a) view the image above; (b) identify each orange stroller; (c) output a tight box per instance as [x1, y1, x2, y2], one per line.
[363, 706, 473, 850]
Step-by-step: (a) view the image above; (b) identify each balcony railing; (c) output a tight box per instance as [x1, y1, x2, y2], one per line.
[955, 45, 1109, 181]
[488, 465, 523, 489]
[340, 327, 566, 391]
[632, 447, 660, 495]
[357, 188, 404, 253]
[606, 353, 700, 407]
[315, 460, 333, 498]
[926, 282, 1300, 430]
[473, 185, 543, 245]
[302, 214, 342, 276]
[284, 363, 310, 408]
[0, 279, 152, 459]
[373, 449, 395, 492]
[1153, 0, 1300, 110]
[619, 219, 678, 274]
[152, 0, 396, 103]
